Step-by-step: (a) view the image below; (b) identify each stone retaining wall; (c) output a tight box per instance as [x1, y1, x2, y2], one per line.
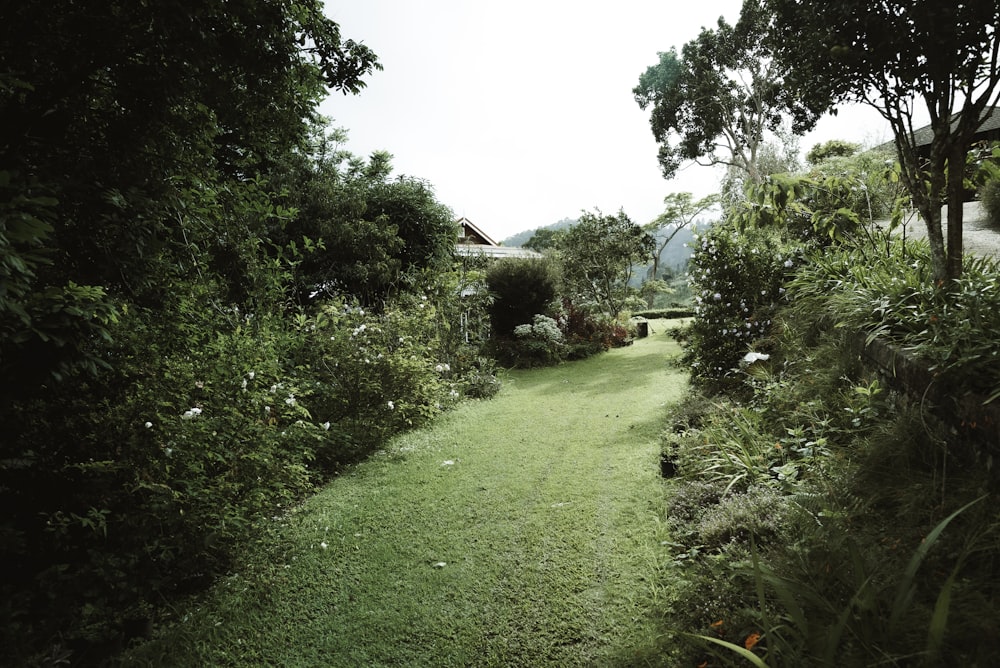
[855, 334, 1000, 454]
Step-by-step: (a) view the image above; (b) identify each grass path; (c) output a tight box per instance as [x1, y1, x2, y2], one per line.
[124, 322, 688, 667]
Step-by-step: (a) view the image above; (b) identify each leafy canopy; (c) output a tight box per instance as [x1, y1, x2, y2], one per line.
[764, 0, 1000, 281]
[558, 209, 654, 316]
[633, 2, 817, 182]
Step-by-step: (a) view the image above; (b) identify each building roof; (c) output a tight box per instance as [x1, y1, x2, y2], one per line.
[454, 244, 543, 259]
[454, 217, 543, 259]
[906, 105, 1000, 148]
[456, 217, 498, 246]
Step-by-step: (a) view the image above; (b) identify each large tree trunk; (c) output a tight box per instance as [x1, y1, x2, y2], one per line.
[903, 142, 948, 284]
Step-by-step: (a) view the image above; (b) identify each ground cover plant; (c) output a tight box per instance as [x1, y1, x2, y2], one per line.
[654, 228, 1000, 666]
[118, 322, 690, 667]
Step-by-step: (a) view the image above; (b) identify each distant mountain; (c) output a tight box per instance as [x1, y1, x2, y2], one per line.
[501, 217, 578, 247]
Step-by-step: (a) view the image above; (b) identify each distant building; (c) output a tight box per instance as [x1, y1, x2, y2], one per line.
[876, 106, 1000, 201]
[876, 106, 1000, 155]
[908, 106, 1000, 151]
[455, 217, 543, 260]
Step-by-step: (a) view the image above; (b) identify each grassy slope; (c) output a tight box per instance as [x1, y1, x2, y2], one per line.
[123, 321, 687, 667]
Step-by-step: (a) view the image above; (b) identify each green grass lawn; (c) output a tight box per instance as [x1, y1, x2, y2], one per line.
[122, 321, 688, 667]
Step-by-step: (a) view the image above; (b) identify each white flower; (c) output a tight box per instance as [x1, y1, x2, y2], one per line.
[321, 421, 331, 431]
[164, 447, 173, 457]
[320, 541, 328, 549]
[713, 292, 722, 301]
[248, 371, 255, 380]
[784, 259, 794, 268]
[264, 406, 271, 413]
[442, 460, 455, 466]
[144, 421, 153, 429]
[387, 401, 395, 410]
[181, 407, 202, 420]
[284, 395, 296, 407]
[432, 561, 446, 568]
[743, 352, 771, 364]
[241, 378, 248, 390]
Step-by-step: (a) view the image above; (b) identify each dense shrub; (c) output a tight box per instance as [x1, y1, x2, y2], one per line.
[460, 357, 503, 399]
[0, 278, 475, 662]
[790, 239, 1000, 399]
[684, 222, 803, 391]
[980, 177, 1000, 227]
[631, 307, 697, 319]
[975, 142, 1000, 228]
[507, 314, 567, 367]
[555, 299, 632, 359]
[485, 257, 559, 337]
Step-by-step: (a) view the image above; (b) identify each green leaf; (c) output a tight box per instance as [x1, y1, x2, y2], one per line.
[888, 495, 986, 634]
[685, 633, 771, 668]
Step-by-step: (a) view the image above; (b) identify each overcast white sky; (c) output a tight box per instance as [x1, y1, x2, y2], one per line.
[321, 1, 894, 240]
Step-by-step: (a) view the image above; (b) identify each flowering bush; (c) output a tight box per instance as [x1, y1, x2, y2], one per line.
[555, 299, 632, 359]
[495, 314, 567, 367]
[0, 282, 477, 658]
[292, 293, 463, 467]
[685, 222, 804, 391]
[460, 357, 503, 399]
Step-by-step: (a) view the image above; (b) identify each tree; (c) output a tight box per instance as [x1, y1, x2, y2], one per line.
[644, 192, 719, 280]
[0, 3, 384, 656]
[0, 0, 381, 387]
[765, 0, 1000, 281]
[557, 209, 654, 316]
[633, 2, 815, 183]
[806, 139, 861, 166]
[272, 134, 457, 308]
[524, 227, 566, 253]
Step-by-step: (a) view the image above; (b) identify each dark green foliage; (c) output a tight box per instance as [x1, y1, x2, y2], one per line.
[805, 139, 860, 165]
[632, 308, 697, 319]
[976, 143, 1000, 228]
[982, 178, 1000, 228]
[460, 358, 503, 399]
[658, 234, 1000, 665]
[485, 257, 559, 337]
[272, 143, 457, 308]
[0, 0, 379, 388]
[790, 240, 1000, 401]
[555, 299, 631, 359]
[497, 314, 568, 368]
[0, 3, 498, 662]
